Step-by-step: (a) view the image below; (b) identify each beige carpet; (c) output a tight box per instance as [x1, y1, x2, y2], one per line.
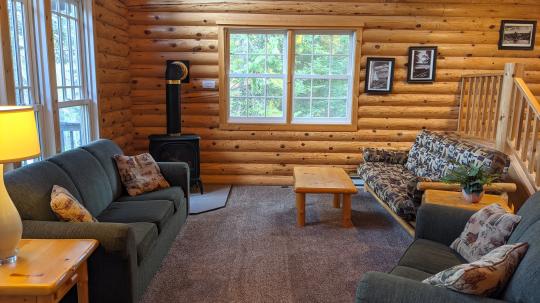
[140, 186, 413, 303]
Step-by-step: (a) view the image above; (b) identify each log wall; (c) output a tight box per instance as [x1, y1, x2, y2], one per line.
[124, 0, 540, 185]
[93, 0, 133, 153]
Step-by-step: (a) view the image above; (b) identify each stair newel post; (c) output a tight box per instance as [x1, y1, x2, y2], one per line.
[495, 63, 525, 152]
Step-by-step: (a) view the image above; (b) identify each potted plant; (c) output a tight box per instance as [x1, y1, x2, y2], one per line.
[441, 163, 500, 203]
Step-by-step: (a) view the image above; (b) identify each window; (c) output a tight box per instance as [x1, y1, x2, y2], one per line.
[220, 25, 360, 131]
[1, 0, 97, 160]
[51, 0, 91, 151]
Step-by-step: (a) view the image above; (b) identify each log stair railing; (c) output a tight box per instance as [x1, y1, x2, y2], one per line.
[458, 63, 539, 194]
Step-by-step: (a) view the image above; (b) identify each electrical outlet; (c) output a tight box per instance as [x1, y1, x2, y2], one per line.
[201, 80, 216, 89]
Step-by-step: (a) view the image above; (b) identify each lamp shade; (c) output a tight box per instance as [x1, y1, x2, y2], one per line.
[0, 106, 41, 163]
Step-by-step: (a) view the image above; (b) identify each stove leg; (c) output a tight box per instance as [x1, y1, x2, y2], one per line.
[197, 180, 204, 195]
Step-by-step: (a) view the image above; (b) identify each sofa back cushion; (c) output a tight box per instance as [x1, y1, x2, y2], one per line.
[4, 161, 82, 221]
[405, 130, 510, 180]
[81, 139, 124, 199]
[47, 148, 113, 216]
[501, 191, 540, 302]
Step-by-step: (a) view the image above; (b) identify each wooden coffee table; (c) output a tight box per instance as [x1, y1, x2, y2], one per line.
[293, 166, 358, 227]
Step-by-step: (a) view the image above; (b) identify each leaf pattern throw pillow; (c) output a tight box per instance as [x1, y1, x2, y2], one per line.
[114, 153, 170, 196]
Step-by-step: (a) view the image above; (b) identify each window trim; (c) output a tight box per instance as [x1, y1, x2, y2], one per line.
[218, 16, 363, 132]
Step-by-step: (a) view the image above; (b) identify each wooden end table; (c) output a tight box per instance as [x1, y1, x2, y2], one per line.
[293, 166, 358, 227]
[423, 189, 514, 213]
[0, 239, 98, 303]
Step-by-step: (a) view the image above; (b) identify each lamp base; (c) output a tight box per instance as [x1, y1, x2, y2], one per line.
[0, 252, 17, 265]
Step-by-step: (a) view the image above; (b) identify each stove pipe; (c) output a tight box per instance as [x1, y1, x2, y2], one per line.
[165, 60, 189, 135]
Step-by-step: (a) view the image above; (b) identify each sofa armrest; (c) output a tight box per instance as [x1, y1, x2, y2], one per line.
[22, 220, 136, 258]
[356, 272, 506, 303]
[158, 162, 190, 203]
[362, 147, 409, 164]
[415, 204, 475, 246]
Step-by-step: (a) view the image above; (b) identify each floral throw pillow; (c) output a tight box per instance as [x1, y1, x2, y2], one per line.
[50, 185, 97, 222]
[450, 204, 521, 262]
[113, 153, 170, 196]
[423, 242, 528, 297]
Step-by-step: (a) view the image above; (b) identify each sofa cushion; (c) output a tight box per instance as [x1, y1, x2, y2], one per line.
[116, 186, 185, 212]
[127, 222, 158, 265]
[357, 162, 417, 220]
[390, 265, 432, 281]
[81, 139, 124, 200]
[4, 161, 82, 221]
[398, 239, 466, 274]
[423, 243, 529, 297]
[50, 185, 97, 222]
[405, 130, 510, 181]
[48, 148, 113, 216]
[97, 200, 174, 232]
[451, 204, 521, 262]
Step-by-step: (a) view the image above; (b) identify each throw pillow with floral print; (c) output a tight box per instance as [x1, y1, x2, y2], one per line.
[451, 204, 521, 262]
[423, 242, 528, 296]
[114, 153, 170, 196]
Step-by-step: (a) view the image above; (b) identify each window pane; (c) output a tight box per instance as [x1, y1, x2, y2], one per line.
[228, 30, 287, 122]
[60, 106, 87, 151]
[52, 0, 85, 102]
[7, 0, 35, 106]
[293, 32, 353, 123]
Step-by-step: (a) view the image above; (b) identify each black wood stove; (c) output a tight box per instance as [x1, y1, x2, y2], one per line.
[148, 60, 203, 194]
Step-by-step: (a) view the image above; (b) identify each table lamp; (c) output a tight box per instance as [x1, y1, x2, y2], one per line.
[0, 106, 40, 265]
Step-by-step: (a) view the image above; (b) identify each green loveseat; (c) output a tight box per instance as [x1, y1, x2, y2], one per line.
[355, 191, 540, 303]
[4, 139, 190, 303]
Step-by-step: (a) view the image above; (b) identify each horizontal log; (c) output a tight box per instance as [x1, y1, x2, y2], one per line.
[131, 90, 218, 104]
[200, 163, 357, 176]
[129, 25, 219, 39]
[199, 140, 411, 153]
[99, 83, 131, 98]
[131, 78, 219, 92]
[94, 21, 129, 44]
[131, 103, 220, 115]
[97, 37, 130, 57]
[101, 109, 132, 127]
[358, 94, 459, 107]
[360, 81, 460, 94]
[199, 151, 363, 165]
[359, 68, 504, 83]
[133, 127, 423, 142]
[96, 53, 130, 70]
[132, 114, 219, 128]
[130, 64, 218, 78]
[129, 51, 218, 65]
[201, 174, 293, 185]
[358, 106, 459, 119]
[130, 38, 218, 52]
[362, 42, 540, 59]
[99, 96, 132, 113]
[97, 68, 131, 83]
[357, 118, 457, 130]
[93, 4, 129, 31]
[126, 1, 540, 19]
[94, 0, 128, 17]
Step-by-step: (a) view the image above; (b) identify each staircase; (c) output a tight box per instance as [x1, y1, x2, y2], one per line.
[458, 63, 540, 195]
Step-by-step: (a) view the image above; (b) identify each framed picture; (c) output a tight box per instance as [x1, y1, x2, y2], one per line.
[407, 46, 437, 83]
[365, 57, 395, 94]
[498, 20, 537, 50]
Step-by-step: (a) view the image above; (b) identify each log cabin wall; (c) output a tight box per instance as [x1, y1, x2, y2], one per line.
[124, 0, 540, 185]
[93, 0, 133, 153]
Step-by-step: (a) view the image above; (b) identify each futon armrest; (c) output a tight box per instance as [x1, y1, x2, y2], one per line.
[415, 204, 475, 246]
[362, 147, 409, 164]
[158, 162, 190, 203]
[22, 220, 136, 258]
[356, 272, 505, 303]
[417, 182, 517, 193]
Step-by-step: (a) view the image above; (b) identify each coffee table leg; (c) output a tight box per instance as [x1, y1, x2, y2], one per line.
[296, 193, 306, 227]
[333, 193, 341, 208]
[342, 194, 353, 228]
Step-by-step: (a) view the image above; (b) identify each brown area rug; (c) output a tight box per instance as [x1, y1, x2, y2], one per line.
[140, 186, 412, 303]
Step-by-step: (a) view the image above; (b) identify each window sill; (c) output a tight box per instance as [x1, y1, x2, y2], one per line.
[219, 122, 357, 132]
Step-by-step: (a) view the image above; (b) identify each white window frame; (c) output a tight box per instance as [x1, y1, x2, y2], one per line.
[291, 30, 355, 125]
[0, 0, 98, 158]
[218, 19, 362, 132]
[227, 29, 288, 124]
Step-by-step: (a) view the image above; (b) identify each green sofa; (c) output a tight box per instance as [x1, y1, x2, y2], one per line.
[4, 139, 190, 303]
[355, 191, 540, 303]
